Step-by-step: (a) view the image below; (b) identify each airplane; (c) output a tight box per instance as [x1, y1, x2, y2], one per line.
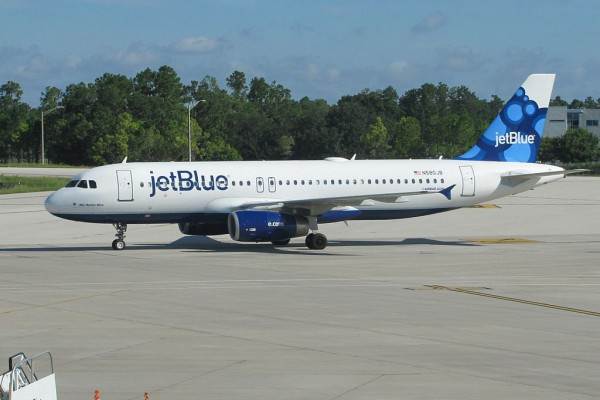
[45, 74, 585, 250]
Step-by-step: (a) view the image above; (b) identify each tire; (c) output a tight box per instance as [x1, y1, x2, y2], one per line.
[272, 238, 291, 246]
[112, 239, 126, 250]
[305, 233, 314, 248]
[311, 233, 328, 250]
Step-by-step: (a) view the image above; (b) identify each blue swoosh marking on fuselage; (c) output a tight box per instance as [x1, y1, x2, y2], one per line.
[52, 208, 456, 224]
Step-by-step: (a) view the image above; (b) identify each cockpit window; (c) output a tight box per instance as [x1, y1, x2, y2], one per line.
[77, 180, 88, 189]
[89, 180, 97, 189]
[65, 180, 78, 188]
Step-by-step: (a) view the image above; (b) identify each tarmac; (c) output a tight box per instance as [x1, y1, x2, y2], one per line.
[0, 176, 599, 400]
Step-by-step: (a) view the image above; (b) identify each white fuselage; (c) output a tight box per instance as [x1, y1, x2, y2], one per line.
[45, 159, 564, 224]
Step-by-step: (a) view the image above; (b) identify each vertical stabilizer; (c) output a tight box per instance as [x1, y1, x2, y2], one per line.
[457, 74, 555, 163]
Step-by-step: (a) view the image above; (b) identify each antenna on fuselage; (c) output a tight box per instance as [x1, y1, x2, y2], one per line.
[121, 157, 127, 164]
[350, 154, 356, 160]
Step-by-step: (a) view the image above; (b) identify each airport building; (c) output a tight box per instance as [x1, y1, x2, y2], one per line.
[545, 106, 600, 137]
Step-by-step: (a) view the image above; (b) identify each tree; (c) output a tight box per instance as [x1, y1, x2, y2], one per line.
[360, 117, 390, 158]
[569, 99, 585, 109]
[584, 96, 599, 109]
[561, 128, 599, 162]
[550, 96, 568, 107]
[538, 137, 562, 162]
[0, 81, 31, 162]
[226, 70, 247, 97]
[390, 116, 422, 158]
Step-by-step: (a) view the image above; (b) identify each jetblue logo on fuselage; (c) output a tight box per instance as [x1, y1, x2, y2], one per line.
[495, 131, 535, 148]
[150, 170, 228, 197]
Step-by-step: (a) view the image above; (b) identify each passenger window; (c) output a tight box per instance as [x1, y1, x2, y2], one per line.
[286, 180, 290, 185]
[330, 179, 334, 184]
[368, 179, 372, 184]
[308, 180, 312, 185]
[353, 179, 357, 184]
[346, 179, 350, 184]
[397, 179, 401, 184]
[375, 179, 379, 184]
[239, 181, 243, 186]
[338, 179, 342, 185]
[404, 179, 408, 184]
[426, 179, 430, 184]
[434, 179, 437, 183]
[419, 179, 423, 184]
[324, 180, 327, 185]
[316, 180, 320, 185]
[89, 180, 97, 189]
[246, 180, 251, 186]
[65, 180, 78, 188]
[412, 179, 415, 184]
[441, 178, 445, 184]
[301, 180, 305, 185]
[77, 180, 88, 189]
[278, 180, 282, 186]
[361, 179, 365, 184]
[382, 179, 386, 184]
[232, 181, 236, 186]
[294, 180, 298, 185]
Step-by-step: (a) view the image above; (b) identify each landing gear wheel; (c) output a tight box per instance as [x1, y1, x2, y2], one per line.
[112, 222, 127, 250]
[306, 233, 328, 250]
[272, 238, 291, 246]
[305, 233, 314, 248]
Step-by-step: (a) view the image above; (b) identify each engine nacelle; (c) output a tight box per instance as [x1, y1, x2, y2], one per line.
[228, 211, 309, 242]
[178, 222, 229, 236]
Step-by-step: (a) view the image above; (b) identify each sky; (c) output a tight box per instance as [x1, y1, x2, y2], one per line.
[1, 0, 599, 106]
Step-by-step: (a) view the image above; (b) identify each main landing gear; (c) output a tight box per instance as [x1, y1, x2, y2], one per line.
[305, 232, 328, 250]
[112, 222, 127, 250]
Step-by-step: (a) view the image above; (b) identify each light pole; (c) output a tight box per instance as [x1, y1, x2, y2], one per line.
[187, 99, 206, 161]
[41, 105, 63, 165]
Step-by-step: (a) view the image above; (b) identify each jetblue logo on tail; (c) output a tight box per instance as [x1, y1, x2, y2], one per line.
[456, 74, 555, 163]
[495, 132, 535, 148]
[150, 170, 228, 197]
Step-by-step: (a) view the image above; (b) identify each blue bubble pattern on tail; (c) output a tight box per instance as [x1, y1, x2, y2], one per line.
[457, 86, 547, 163]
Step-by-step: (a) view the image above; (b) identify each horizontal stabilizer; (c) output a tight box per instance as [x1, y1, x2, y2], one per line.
[501, 168, 588, 183]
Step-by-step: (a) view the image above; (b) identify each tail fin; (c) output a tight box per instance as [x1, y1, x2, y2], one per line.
[457, 74, 555, 163]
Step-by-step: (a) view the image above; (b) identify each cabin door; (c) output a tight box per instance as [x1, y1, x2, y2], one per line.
[116, 170, 134, 201]
[459, 166, 475, 197]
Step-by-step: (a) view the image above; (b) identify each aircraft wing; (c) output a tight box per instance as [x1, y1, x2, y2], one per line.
[232, 185, 456, 216]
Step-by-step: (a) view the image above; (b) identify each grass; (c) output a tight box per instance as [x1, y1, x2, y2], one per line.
[0, 175, 69, 194]
[0, 162, 87, 168]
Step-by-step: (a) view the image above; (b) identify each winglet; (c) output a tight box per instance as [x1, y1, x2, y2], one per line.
[439, 184, 456, 200]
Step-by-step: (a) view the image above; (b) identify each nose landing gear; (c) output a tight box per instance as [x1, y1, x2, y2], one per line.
[112, 222, 127, 250]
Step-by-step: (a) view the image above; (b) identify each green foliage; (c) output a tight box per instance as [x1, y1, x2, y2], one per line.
[539, 129, 600, 163]
[0, 175, 68, 194]
[360, 117, 390, 158]
[1, 68, 599, 165]
[390, 116, 422, 158]
[561, 128, 599, 162]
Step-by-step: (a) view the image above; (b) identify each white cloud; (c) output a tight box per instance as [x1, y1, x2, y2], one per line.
[388, 61, 408, 78]
[171, 36, 222, 54]
[411, 11, 446, 34]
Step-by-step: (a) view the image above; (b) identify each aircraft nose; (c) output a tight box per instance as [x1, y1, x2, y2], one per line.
[45, 191, 62, 215]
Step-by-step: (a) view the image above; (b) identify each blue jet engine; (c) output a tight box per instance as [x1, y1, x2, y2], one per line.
[228, 210, 309, 242]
